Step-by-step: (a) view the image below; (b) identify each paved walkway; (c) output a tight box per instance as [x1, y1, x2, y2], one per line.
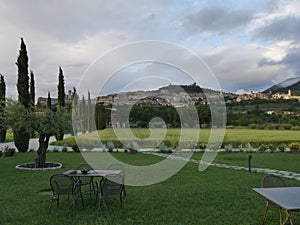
[144, 152, 300, 181]
[0, 134, 71, 151]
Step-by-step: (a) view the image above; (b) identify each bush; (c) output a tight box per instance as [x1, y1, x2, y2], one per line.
[106, 141, 114, 152]
[224, 144, 233, 152]
[198, 143, 206, 149]
[62, 144, 68, 152]
[13, 128, 30, 152]
[159, 142, 173, 153]
[291, 126, 300, 131]
[258, 144, 268, 152]
[1, 146, 15, 157]
[268, 144, 276, 152]
[288, 142, 300, 150]
[278, 143, 286, 152]
[72, 144, 80, 152]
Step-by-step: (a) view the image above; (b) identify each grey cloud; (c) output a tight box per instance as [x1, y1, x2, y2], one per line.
[184, 6, 253, 34]
[259, 47, 300, 74]
[0, 0, 173, 42]
[255, 16, 300, 41]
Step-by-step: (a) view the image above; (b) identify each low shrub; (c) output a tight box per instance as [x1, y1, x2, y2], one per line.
[62, 144, 68, 152]
[106, 141, 114, 152]
[278, 143, 287, 152]
[268, 144, 276, 152]
[72, 144, 80, 152]
[1, 146, 15, 157]
[291, 126, 300, 131]
[158, 142, 173, 153]
[258, 144, 268, 152]
[198, 143, 206, 149]
[224, 144, 233, 152]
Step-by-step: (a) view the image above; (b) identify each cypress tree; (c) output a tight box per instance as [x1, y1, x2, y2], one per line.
[87, 91, 93, 132]
[46, 91, 52, 110]
[15, 38, 30, 152]
[81, 95, 87, 133]
[95, 103, 106, 130]
[0, 74, 6, 141]
[30, 70, 35, 109]
[57, 67, 65, 107]
[16, 38, 30, 110]
[55, 67, 66, 141]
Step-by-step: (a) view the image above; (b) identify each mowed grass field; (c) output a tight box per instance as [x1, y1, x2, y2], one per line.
[52, 128, 300, 147]
[2, 151, 300, 225]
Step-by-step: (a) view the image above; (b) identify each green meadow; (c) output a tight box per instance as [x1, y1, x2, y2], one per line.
[1, 151, 300, 225]
[52, 128, 300, 148]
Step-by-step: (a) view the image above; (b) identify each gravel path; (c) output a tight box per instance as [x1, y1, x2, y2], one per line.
[144, 152, 300, 181]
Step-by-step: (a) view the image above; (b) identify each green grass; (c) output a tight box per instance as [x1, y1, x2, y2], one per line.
[51, 128, 300, 147]
[1, 152, 300, 225]
[213, 152, 300, 173]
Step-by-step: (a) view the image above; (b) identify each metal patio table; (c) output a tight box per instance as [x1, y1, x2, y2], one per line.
[253, 187, 300, 225]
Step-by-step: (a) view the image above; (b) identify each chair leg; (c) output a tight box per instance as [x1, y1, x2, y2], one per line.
[262, 200, 269, 225]
[57, 195, 60, 208]
[80, 191, 84, 208]
[120, 190, 125, 207]
[49, 198, 54, 212]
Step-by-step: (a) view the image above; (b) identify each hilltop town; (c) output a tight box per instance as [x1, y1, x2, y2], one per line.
[36, 83, 300, 108]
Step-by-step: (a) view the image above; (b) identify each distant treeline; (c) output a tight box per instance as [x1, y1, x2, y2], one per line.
[93, 98, 300, 130]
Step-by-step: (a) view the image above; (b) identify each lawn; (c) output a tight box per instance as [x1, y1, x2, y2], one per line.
[1, 151, 300, 225]
[51, 128, 300, 148]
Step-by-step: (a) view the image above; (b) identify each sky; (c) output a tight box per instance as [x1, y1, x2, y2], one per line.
[0, 0, 300, 99]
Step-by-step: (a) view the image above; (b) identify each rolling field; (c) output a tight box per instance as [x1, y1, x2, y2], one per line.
[52, 128, 300, 148]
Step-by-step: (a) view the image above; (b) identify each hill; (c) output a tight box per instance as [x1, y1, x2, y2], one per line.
[263, 77, 300, 95]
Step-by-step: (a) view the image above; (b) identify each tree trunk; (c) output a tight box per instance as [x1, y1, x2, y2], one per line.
[35, 133, 50, 167]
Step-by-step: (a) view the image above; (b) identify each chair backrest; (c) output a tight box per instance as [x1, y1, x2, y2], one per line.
[50, 174, 75, 195]
[262, 175, 286, 188]
[107, 163, 125, 177]
[101, 174, 124, 195]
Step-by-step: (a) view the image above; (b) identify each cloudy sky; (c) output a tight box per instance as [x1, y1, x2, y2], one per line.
[0, 0, 300, 99]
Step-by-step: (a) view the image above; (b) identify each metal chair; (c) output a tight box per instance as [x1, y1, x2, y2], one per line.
[76, 164, 95, 196]
[261, 175, 286, 224]
[106, 163, 126, 196]
[96, 173, 126, 208]
[49, 174, 84, 211]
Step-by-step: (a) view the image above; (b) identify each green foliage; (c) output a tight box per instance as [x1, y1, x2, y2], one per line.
[14, 127, 30, 152]
[62, 144, 68, 152]
[6, 101, 31, 152]
[16, 38, 30, 110]
[29, 70, 35, 108]
[289, 142, 300, 150]
[258, 144, 268, 152]
[0, 74, 6, 142]
[46, 91, 51, 110]
[1, 146, 15, 157]
[72, 144, 80, 152]
[15, 38, 31, 151]
[158, 142, 173, 153]
[106, 141, 114, 152]
[95, 103, 107, 130]
[278, 143, 287, 152]
[57, 66, 65, 107]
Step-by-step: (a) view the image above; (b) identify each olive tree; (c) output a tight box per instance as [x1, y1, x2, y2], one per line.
[6, 100, 71, 167]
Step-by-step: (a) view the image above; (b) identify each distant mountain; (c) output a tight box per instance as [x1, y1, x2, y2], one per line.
[263, 77, 300, 95]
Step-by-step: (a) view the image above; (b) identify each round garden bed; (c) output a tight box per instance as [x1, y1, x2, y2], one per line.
[16, 162, 62, 171]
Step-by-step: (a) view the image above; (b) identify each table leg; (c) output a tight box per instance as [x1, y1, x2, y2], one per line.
[281, 209, 292, 225]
